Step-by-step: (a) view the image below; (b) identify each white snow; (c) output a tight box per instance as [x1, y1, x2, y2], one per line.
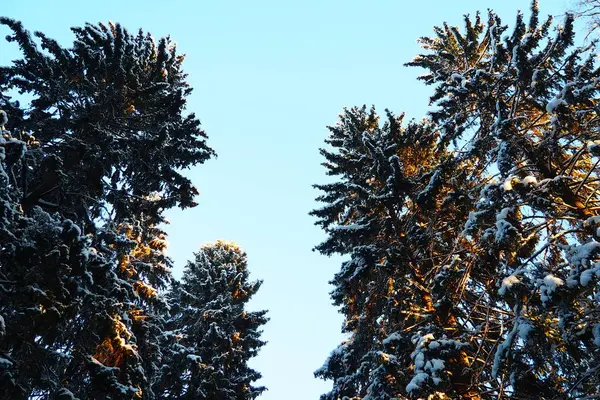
[428, 340, 440, 350]
[425, 359, 445, 373]
[0, 357, 13, 368]
[495, 207, 515, 243]
[546, 96, 566, 113]
[567, 241, 600, 267]
[580, 268, 595, 286]
[335, 223, 368, 232]
[492, 321, 518, 377]
[584, 216, 600, 227]
[489, 24, 497, 55]
[593, 324, 600, 346]
[531, 69, 540, 89]
[315, 342, 348, 375]
[463, 209, 487, 235]
[450, 73, 468, 89]
[497, 207, 511, 221]
[574, 78, 598, 96]
[419, 333, 435, 343]
[511, 45, 519, 68]
[406, 372, 429, 394]
[543, 274, 563, 291]
[382, 332, 401, 345]
[540, 274, 564, 302]
[407, 333, 463, 394]
[498, 275, 520, 296]
[546, 82, 576, 113]
[517, 321, 534, 340]
[580, 263, 600, 286]
[588, 140, 600, 155]
[414, 351, 425, 370]
[502, 176, 537, 190]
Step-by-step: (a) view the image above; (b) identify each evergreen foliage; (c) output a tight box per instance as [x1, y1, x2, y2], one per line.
[157, 241, 267, 399]
[0, 19, 266, 400]
[312, 2, 600, 399]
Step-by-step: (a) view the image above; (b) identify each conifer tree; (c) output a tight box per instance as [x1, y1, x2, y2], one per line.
[0, 18, 215, 398]
[157, 241, 267, 400]
[313, 2, 600, 398]
[408, 3, 600, 396]
[0, 110, 93, 400]
[312, 107, 475, 399]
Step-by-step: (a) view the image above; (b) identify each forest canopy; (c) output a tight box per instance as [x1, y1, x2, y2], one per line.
[1, 0, 600, 399]
[0, 19, 266, 399]
[312, 1, 600, 399]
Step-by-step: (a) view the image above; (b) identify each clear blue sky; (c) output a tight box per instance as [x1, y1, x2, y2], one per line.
[1, 1, 570, 398]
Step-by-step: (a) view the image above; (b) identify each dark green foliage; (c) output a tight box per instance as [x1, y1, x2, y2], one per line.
[0, 19, 214, 222]
[0, 18, 226, 399]
[157, 241, 267, 400]
[313, 2, 600, 399]
[0, 112, 92, 399]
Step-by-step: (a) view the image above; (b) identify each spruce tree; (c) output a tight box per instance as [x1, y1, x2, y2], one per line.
[0, 18, 215, 398]
[313, 1, 600, 398]
[312, 106, 474, 399]
[157, 241, 267, 400]
[408, 3, 600, 396]
[0, 110, 94, 400]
